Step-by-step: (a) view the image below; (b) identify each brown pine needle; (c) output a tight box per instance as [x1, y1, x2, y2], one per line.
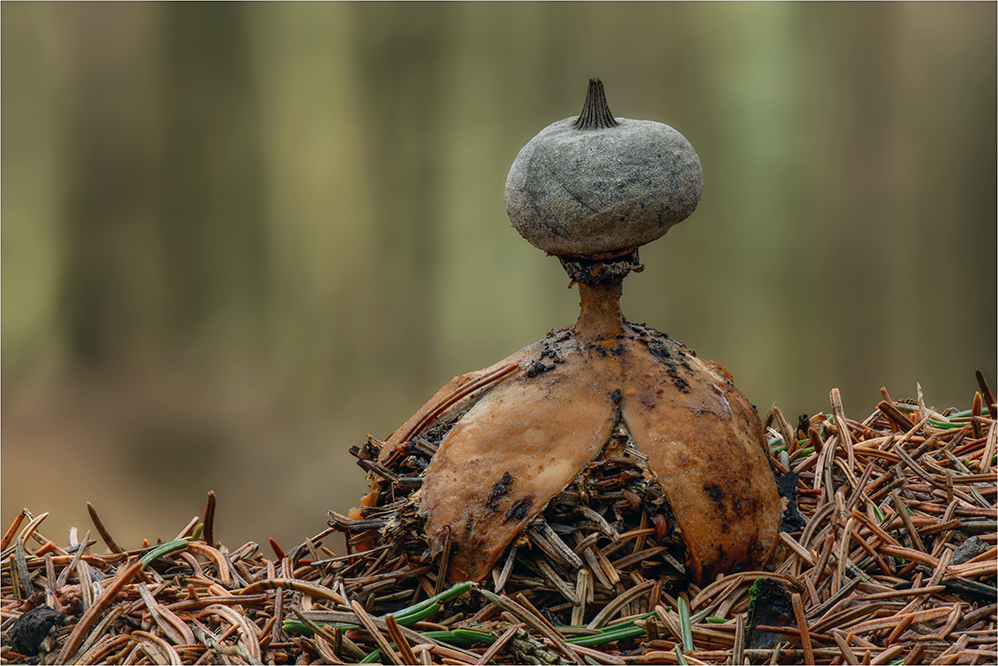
[791, 592, 814, 664]
[203, 490, 217, 548]
[351, 599, 405, 665]
[85, 502, 123, 554]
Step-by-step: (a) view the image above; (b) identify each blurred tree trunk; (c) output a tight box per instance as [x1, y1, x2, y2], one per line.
[57, 3, 268, 370]
[351, 3, 453, 390]
[433, 3, 579, 372]
[243, 3, 378, 409]
[1, 4, 65, 376]
[157, 3, 267, 361]
[57, 4, 164, 366]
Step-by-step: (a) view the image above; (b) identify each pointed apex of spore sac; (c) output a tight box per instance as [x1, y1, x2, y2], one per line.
[572, 78, 619, 131]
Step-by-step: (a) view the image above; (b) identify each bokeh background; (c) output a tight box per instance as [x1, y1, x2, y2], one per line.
[3, 3, 995, 553]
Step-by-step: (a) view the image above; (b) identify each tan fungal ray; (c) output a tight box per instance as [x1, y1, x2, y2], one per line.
[418, 341, 618, 582]
[356, 348, 538, 513]
[616, 330, 781, 582]
[382, 354, 531, 457]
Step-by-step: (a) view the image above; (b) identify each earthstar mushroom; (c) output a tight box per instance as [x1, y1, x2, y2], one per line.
[353, 79, 781, 588]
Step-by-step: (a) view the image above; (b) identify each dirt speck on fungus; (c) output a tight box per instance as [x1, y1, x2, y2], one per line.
[486, 471, 515, 511]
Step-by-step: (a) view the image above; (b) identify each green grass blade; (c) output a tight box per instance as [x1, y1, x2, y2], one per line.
[566, 624, 645, 647]
[678, 596, 694, 652]
[394, 601, 442, 626]
[139, 539, 188, 569]
[422, 629, 493, 646]
[689, 605, 715, 624]
[281, 620, 313, 635]
[394, 581, 473, 623]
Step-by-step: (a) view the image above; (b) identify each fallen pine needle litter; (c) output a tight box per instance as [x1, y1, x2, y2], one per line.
[2, 376, 995, 665]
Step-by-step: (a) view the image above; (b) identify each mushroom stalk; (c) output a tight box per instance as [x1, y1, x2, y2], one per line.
[574, 280, 625, 344]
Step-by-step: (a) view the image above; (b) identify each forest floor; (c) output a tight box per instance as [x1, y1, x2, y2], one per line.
[2, 376, 995, 665]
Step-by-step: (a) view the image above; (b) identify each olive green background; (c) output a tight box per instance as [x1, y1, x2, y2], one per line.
[3, 3, 995, 551]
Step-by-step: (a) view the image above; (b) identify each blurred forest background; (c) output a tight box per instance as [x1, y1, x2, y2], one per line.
[3, 3, 995, 552]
